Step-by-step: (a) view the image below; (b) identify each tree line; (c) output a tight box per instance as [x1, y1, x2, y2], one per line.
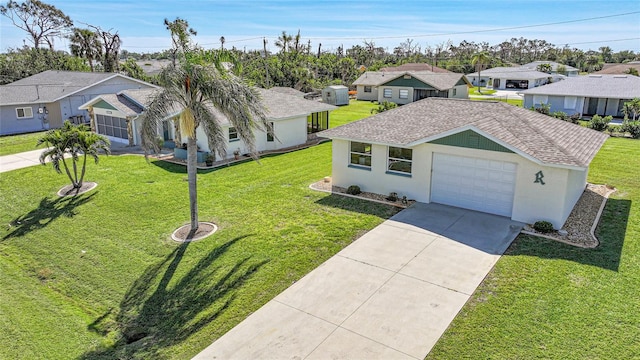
[1, 0, 638, 87]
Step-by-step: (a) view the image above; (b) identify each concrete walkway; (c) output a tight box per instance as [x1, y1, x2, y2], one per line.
[193, 203, 523, 359]
[0, 148, 48, 173]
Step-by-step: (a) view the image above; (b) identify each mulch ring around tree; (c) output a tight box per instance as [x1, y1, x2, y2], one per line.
[57, 182, 98, 197]
[171, 222, 218, 242]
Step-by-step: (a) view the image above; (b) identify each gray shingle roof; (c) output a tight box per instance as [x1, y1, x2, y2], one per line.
[0, 70, 150, 106]
[92, 87, 336, 123]
[595, 63, 640, 75]
[466, 66, 551, 79]
[269, 86, 306, 97]
[319, 98, 608, 168]
[519, 74, 640, 98]
[353, 71, 467, 90]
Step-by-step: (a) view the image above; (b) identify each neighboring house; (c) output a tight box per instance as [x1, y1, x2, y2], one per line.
[319, 98, 607, 229]
[521, 61, 580, 77]
[595, 62, 640, 75]
[520, 74, 640, 118]
[352, 71, 469, 104]
[322, 85, 349, 106]
[79, 87, 337, 157]
[380, 63, 451, 73]
[0, 70, 157, 135]
[465, 67, 552, 89]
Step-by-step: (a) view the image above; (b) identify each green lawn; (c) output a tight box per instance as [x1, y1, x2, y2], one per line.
[470, 97, 523, 107]
[0, 131, 46, 156]
[0, 143, 399, 359]
[330, 99, 377, 128]
[427, 137, 639, 359]
[468, 88, 497, 96]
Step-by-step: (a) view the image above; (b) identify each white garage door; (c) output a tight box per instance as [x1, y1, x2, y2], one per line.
[431, 153, 517, 217]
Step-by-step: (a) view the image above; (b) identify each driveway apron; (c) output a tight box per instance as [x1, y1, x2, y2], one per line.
[193, 202, 523, 359]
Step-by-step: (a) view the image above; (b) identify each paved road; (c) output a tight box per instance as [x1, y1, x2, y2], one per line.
[194, 203, 523, 359]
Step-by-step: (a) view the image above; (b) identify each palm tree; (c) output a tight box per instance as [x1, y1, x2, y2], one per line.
[275, 31, 292, 53]
[471, 51, 491, 94]
[69, 28, 102, 72]
[140, 21, 267, 233]
[37, 121, 110, 191]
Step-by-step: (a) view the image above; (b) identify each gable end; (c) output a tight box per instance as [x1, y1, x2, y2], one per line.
[382, 77, 436, 89]
[92, 99, 118, 110]
[428, 129, 514, 153]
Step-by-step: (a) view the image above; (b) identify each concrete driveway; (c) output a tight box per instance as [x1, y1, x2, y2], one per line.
[193, 203, 523, 360]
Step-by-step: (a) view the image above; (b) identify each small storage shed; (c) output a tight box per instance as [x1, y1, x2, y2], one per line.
[322, 85, 349, 106]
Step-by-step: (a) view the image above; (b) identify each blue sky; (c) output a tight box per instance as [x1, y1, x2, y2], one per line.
[1, 0, 639, 53]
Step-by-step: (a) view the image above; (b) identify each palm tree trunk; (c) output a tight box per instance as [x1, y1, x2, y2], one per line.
[61, 156, 75, 188]
[78, 154, 88, 188]
[187, 136, 199, 231]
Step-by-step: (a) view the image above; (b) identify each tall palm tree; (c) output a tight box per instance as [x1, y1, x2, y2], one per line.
[140, 22, 267, 233]
[471, 51, 491, 94]
[69, 28, 102, 72]
[37, 121, 110, 190]
[275, 31, 291, 53]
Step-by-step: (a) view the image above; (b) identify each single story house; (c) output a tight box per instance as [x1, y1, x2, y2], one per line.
[79, 87, 337, 158]
[319, 98, 607, 229]
[0, 70, 157, 135]
[352, 71, 469, 104]
[519, 74, 640, 118]
[520, 61, 580, 77]
[465, 67, 553, 89]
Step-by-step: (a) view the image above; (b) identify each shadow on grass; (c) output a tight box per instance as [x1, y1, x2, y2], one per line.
[315, 194, 400, 219]
[507, 198, 630, 271]
[2, 192, 97, 240]
[79, 235, 269, 359]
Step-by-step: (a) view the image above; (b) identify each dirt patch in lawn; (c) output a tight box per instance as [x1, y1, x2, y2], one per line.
[171, 222, 218, 242]
[57, 182, 97, 197]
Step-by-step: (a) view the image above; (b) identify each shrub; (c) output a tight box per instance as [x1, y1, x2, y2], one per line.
[622, 120, 640, 139]
[607, 124, 622, 134]
[568, 113, 581, 124]
[346, 185, 361, 195]
[588, 115, 611, 132]
[371, 101, 398, 114]
[533, 220, 554, 233]
[551, 111, 568, 121]
[532, 103, 550, 115]
[386, 192, 398, 202]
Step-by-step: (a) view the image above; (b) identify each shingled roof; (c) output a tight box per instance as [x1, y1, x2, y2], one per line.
[466, 66, 551, 79]
[519, 74, 640, 98]
[319, 98, 607, 168]
[83, 87, 336, 124]
[380, 63, 451, 73]
[353, 71, 467, 90]
[0, 70, 153, 106]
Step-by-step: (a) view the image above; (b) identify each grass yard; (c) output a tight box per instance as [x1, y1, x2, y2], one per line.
[468, 88, 497, 96]
[330, 99, 377, 128]
[0, 130, 46, 156]
[470, 96, 523, 107]
[0, 143, 399, 359]
[427, 137, 640, 359]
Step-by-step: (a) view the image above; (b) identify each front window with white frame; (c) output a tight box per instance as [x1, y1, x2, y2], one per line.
[16, 107, 33, 119]
[383, 88, 392, 98]
[399, 89, 409, 99]
[350, 141, 372, 167]
[364, 86, 372, 93]
[387, 146, 412, 174]
[228, 127, 239, 141]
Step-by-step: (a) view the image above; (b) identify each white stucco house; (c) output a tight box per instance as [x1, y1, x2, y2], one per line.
[0, 70, 157, 135]
[352, 71, 469, 104]
[520, 74, 640, 118]
[319, 98, 608, 229]
[465, 67, 553, 89]
[79, 87, 336, 158]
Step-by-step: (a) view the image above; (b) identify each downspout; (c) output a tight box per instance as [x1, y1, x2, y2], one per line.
[128, 114, 140, 147]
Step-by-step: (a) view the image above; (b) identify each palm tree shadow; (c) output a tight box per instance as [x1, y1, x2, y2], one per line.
[79, 235, 269, 359]
[3, 192, 97, 240]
